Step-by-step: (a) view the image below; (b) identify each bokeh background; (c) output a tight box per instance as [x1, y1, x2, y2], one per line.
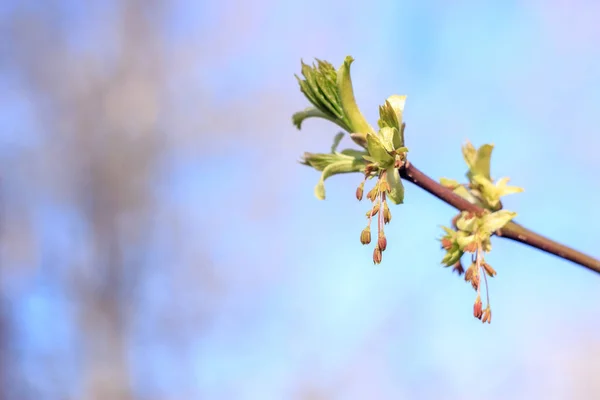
[1, 1, 600, 399]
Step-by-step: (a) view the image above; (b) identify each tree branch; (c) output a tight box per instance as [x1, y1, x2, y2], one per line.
[400, 162, 600, 275]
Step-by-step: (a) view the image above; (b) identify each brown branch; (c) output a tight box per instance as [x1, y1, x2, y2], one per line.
[399, 162, 600, 275]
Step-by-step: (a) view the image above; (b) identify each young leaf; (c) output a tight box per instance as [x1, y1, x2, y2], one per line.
[331, 132, 345, 153]
[462, 141, 477, 169]
[292, 107, 351, 132]
[473, 144, 494, 180]
[379, 127, 398, 152]
[314, 159, 365, 200]
[366, 134, 394, 167]
[386, 167, 404, 204]
[456, 213, 477, 233]
[480, 210, 517, 234]
[337, 56, 375, 137]
[440, 177, 461, 189]
[495, 177, 525, 197]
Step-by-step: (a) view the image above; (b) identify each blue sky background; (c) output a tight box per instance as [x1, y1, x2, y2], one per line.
[2, 1, 600, 399]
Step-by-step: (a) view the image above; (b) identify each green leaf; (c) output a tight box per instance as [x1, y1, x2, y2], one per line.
[337, 56, 374, 136]
[462, 141, 477, 169]
[331, 132, 344, 152]
[442, 249, 463, 267]
[340, 148, 368, 158]
[456, 213, 477, 233]
[292, 107, 351, 132]
[456, 233, 476, 250]
[473, 144, 494, 180]
[386, 167, 404, 204]
[378, 100, 399, 130]
[495, 177, 525, 197]
[377, 95, 407, 149]
[440, 177, 460, 189]
[480, 210, 517, 234]
[366, 134, 394, 167]
[453, 185, 480, 205]
[301, 151, 364, 171]
[314, 159, 363, 200]
[379, 127, 397, 152]
[302, 62, 340, 120]
[441, 225, 456, 236]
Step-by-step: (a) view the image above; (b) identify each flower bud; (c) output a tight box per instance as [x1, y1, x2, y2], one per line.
[373, 246, 382, 264]
[366, 186, 379, 201]
[367, 204, 380, 217]
[380, 180, 391, 193]
[441, 238, 452, 250]
[482, 262, 496, 277]
[463, 241, 477, 253]
[473, 296, 483, 319]
[378, 235, 387, 251]
[383, 202, 391, 224]
[451, 213, 460, 229]
[452, 261, 464, 276]
[356, 183, 364, 201]
[360, 227, 371, 245]
[482, 307, 491, 324]
[464, 264, 479, 290]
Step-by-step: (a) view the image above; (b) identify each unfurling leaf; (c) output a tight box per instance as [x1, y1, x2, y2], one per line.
[292, 107, 350, 132]
[462, 141, 477, 169]
[472, 144, 494, 180]
[386, 167, 404, 204]
[480, 210, 517, 234]
[331, 132, 345, 153]
[366, 134, 394, 167]
[440, 177, 461, 189]
[337, 56, 375, 138]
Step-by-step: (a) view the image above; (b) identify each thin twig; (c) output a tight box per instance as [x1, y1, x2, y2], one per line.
[399, 162, 600, 275]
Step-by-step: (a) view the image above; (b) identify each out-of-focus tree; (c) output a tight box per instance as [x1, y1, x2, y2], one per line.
[2, 0, 170, 398]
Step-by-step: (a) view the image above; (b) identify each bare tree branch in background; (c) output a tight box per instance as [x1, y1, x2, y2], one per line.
[3, 0, 166, 398]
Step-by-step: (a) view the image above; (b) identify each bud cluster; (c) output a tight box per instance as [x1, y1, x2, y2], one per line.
[440, 210, 507, 324]
[358, 168, 393, 264]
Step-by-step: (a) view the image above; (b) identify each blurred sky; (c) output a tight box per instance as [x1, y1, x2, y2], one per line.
[2, 0, 600, 399]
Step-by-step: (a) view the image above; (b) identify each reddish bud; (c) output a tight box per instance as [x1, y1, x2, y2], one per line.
[356, 183, 364, 201]
[360, 228, 371, 245]
[441, 238, 453, 250]
[463, 241, 477, 253]
[378, 235, 387, 252]
[464, 264, 479, 291]
[483, 262, 496, 277]
[367, 204, 380, 217]
[482, 307, 491, 324]
[373, 246, 382, 264]
[452, 261, 464, 276]
[451, 213, 460, 229]
[473, 296, 483, 319]
[464, 265, 473, 282]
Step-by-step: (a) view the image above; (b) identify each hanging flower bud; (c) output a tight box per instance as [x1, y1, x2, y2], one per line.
[378, 234, 387, 251]
[356, 182, 364, 201]
[482, 262, 496, 277]
[366, 203, 380, 217]
[383, 202, 391, 224]
[473, 295, 483, 319]
[360, 227, 371, 245]
[373, 246, 382, 264]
